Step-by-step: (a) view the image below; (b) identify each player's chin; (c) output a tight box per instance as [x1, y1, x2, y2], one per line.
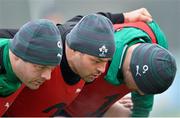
[28, 84, 40, 90]
[83, 77, 96, 83]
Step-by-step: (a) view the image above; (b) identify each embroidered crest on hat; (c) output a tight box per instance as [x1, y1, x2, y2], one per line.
[99, 45, 108, 57]
[135, 65, 149, 77]
[57, 40, 62, 59]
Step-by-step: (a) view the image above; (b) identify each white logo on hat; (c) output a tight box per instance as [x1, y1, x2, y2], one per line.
[136, 65, 149, 77]
[99, 45, 108, 57]
[56, 41, 62, 59]
[136, 65, 141, 77]
[57, 53, 62, 59]
[57, 41, 62, 48]
[143, 65, 148, 74]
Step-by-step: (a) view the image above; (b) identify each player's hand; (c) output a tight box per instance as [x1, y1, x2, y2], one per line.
[123, 8, 152, 23]
[104, 99, 132, 117]
[119, 96, 133, 110]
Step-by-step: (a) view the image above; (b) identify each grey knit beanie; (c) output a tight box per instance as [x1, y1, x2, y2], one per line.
[10, 19, 63, 66]
[66, 14, 115, 58]
[130, 43, 177, 94]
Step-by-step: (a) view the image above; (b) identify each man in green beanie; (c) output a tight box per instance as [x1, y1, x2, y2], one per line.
[0, 19, 63, 97]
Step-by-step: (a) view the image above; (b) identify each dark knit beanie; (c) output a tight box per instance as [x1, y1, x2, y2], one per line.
[66, 14, 115, 58]
[130, 43, 177, 94]
[10, 19, 63, 66]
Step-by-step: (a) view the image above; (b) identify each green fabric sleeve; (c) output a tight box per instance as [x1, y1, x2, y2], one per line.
[131, 92, 154, 117]
[0, 75, 20, 97]
[148, 21, 168, 49]
[0, 39, 21, 97]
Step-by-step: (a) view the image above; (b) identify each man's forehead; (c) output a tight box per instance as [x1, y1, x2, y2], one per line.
[33, 63, 54, 68]
[100, 58, 111, 62]
[93, 57, 111, 62]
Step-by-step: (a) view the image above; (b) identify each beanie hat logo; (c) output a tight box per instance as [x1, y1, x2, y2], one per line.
[142, 65, 149, 74]
[57, 40, 63, 59]
[57, 41, 62, 48]
[135, 65, 141, 77]
[135, 65, 149, 77]
[99, 45, 108, 57]
[57, 53, 62, 59]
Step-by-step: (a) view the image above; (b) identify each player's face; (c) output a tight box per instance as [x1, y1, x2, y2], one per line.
[123, 69, 144, 95]
[122, 43, 144, 95]
[13, 57, 55, 90]
[73, 52, 110, 82]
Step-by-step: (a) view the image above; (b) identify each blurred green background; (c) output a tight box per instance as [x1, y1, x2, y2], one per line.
[0, 0, 179, 116]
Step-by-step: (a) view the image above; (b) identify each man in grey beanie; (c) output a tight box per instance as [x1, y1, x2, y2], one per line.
[0, 19, 62, 97]
[65, 14, 115, 82]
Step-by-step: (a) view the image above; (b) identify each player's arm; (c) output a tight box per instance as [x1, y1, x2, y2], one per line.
[67, 8, 152, 25]
[131, 92, 154, 117]
[0, 29, 18, 38]
[103, 95, 133, 117]
[98, 8, 152, 24]
[0, 8, 153, 38]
